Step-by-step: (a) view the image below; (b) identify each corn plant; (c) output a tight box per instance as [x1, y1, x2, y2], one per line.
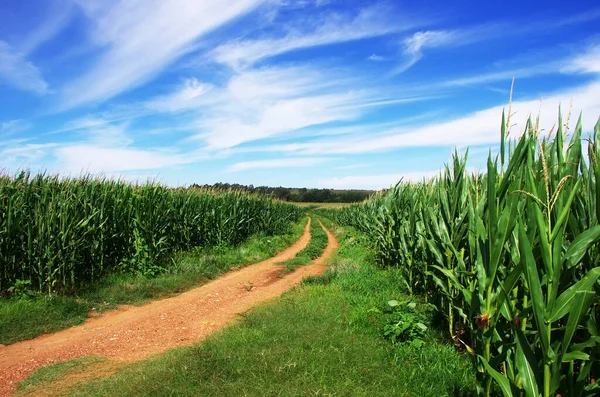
[0, 175, 303, 293]
[321, 110, 600, 396]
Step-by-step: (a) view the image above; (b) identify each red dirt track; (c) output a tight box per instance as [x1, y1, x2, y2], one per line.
[0, 218, 339, 396]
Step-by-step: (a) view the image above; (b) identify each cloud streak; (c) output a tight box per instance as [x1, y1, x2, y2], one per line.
[238, 78, 600, 156]
[211, 4, 418, 69]
[227, 157, 330, 172]
[318, 170, 440, 189]
[60, 0, 264, 108]
[0, 41, 49, 94]
[54, 144, 192, 173]
[157, 64, 434, 150]
[394, 30, 456, 74]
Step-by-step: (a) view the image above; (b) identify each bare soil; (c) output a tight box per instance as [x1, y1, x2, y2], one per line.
[0, 218, 339, 397]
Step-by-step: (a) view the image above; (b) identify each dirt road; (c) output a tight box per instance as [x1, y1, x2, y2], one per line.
[0, 218, 339, 396]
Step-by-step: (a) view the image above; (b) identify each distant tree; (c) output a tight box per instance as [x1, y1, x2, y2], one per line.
[187, 182, 374, 202]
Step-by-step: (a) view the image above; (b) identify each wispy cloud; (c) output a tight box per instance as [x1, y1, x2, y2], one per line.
[242, 78, 600, 156]
[390, 12, 600, 76]
[1, 117, 210, 176]
[318, 170, 440, 189]
[227, 157, 330, 172]
[394, 30, 457, 74]
[0, 41, 49, 94]
[335, 164, 369, 170]
[0, 142, 58, 171]
[560, 43, 600, 74]
[146, 78, 214, 112]
[172, 64, 432, 150]
[0, 120, 31, 138]
[368, 54, 386, 61]
[18, 0, 73, 54]
[438, 42, 600, 88]
[211, 4, 418, 69]
[54, 144, 192, 173]
[59, 0, 264, 109]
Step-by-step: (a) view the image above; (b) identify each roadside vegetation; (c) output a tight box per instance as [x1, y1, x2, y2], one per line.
[318, 111, 600, 396]
[52, 223, 474, 397]
[0, 216, 307, 345]
[0, 175, 303, 295]
[17, 357, 108, 396]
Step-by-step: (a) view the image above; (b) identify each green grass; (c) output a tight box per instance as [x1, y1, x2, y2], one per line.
[64, 223, 475, 397]
[277, 215, 328, 276]
[0, 296, 90, 345]
[0, 218, 307, 346]
[16, 356, 106, 395]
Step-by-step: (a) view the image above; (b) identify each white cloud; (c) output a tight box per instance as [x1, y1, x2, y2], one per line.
[426, 41, 600, 89]
[242, 78, 600, 155]
[18, 0, 73, 54]
[440, 67, 552, 88]
[54, 145, 191, 173]
[60, 0, 263, 108]
[179, 65, 429, 150]
[368, 54, 386, 61]
[0, 41, 49, 94]
[393, 30, 458, 74]
[335, 164, 369, 170]
[146, 78, 214, 112]
[561, 44, 600, 74]
[390, 18, 598, 76]
[0, 120, 31, 138]
[227, 157, 330, 172]
[0, 142, 58, 172]
[202, 92, 362, 149]
[318, 171, 440, 189]
[211, 4, 417, 69]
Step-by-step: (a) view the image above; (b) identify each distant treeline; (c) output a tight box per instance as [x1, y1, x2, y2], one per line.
[189, 183, 376, 203]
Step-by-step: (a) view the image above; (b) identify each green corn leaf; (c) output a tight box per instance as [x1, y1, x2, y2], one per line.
[525, 167, 553, 277]
[562, 290, 595, 351]
[549, 179, 581, 244]
[430, 265, 465, 291]
[556, 107, 564, 164]
[561, 351, 590, 362]
[488, 197, 519, 287]
[425, 238, 445, 267]
[584, 383, 600, 393]
[577, 361, 593, 392]
[498, 133, 528, 200]
[515, 343, 540, 397]
[549, 267, 600, 322]
[563, 226, 600, 270]
[426, 272, 450, 295]
[570, 336, 600, 351]
[518, 224, 551, 356]
[501, 110, 506, 167]
[487, 155, 498, 246]
[479, 355, 514, 397]
[495, 262, 523, 320]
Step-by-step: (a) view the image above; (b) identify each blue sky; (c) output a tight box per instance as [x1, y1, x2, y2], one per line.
[1, 0, 600, 189]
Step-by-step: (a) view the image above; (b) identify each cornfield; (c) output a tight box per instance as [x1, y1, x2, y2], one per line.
[320, 110, 600, 396]
[0, 173, 303, 293]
